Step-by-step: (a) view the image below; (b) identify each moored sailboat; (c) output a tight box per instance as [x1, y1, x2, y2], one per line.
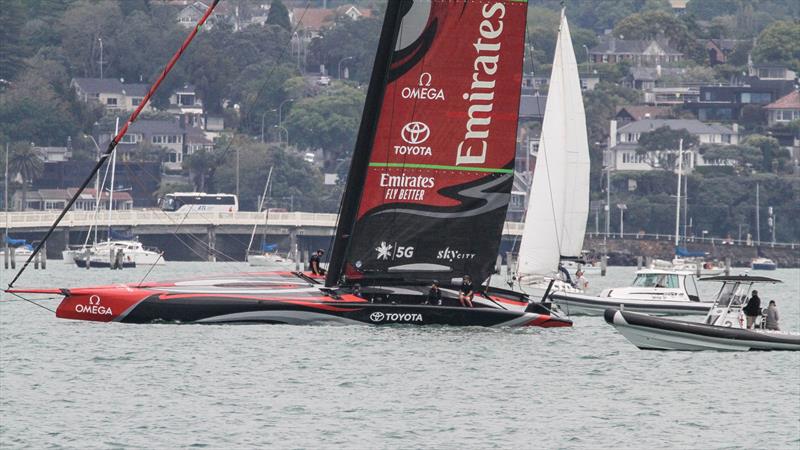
[7, 1, 571, 328]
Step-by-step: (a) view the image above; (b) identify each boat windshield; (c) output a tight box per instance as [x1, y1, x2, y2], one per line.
[632, 273, 679, 288]
[713, 282, 750, 307]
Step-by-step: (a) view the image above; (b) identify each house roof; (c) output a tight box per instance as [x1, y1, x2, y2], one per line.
[72, 78, 149, 97]
[707, 38, 741, 51]
[617, 119, 735, 135]
[77, 188, 133, 202]
[629, 66, 688, 81]
[519, 95, 547, 118]
[589, 38, 681, 56]
[292, 8, 334, 31]
[616, 105, 672, 121]
[764, 90, 800, 110]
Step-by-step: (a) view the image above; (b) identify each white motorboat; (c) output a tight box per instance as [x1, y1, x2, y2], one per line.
[1, 246, 34, 263]
[605, 275, 799, 351]
[246, 250, 294, 269]
[514, 10, 590, 299]
[73, 240, 164, 268]
[550, 268, 713, 315]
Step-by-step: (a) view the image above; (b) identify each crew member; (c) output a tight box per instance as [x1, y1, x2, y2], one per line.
[575, 270, 589, 290]
[743, 289, 762, 329]
[309, 249, 325, 275]
[426, 280, 442, 306]
[459, 275, 474, 308]
[765, 300, 780, 331]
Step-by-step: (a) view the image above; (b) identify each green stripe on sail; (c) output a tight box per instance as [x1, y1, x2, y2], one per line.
[368, 162, 513, 174]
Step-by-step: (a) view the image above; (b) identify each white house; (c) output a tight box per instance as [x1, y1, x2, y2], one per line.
[71, 78, 153, 113]
[606, 119, 739, 172]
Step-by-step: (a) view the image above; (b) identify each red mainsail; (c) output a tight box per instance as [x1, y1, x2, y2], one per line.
[328, 0, 527, 285]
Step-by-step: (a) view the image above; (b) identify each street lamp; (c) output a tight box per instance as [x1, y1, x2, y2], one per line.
[617, 203, 627, 237]
[274, 125, 289, 145]
[260, 109, 276, 143]
[582, 44, 590, 72]
[275, 99, 294, 143]
[338, 56, 354, 79]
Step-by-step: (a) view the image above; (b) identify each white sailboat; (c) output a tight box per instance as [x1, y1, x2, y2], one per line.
[246, 167, 294, 268]
[515, 9, 590, 298]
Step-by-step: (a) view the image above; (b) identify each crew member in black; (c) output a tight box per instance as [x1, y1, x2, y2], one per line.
[309, 249, 325, 275]
[426, 280, 442, 306]
[743, 289, 761, 329]
[459, 275, 474, 308]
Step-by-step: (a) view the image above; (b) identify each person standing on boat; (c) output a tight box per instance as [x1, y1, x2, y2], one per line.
[426, 280, 442, 306]
[743, 290, 762, 329]
[765, 300, 780, 331]
[575, 270, 589, 290]
[459, 275, 474, 308]
[309, 249, 325, 275]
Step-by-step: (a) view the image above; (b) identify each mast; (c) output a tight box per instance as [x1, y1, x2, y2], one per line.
[107, 118, 119, 240]
[6, 0, 221, 289]
[247, 166, 273, 255]
[755, 183, 760, 245]
[674, 139, 683, 248]
[3, 143, 8, 257]
[325, 1, 404, 287]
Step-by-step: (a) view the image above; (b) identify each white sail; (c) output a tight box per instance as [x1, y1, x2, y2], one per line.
[517, 11, 590, 279]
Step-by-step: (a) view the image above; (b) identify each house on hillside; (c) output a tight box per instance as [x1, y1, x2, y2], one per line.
[748, 64, 797, 81]
[167, 84, 205, 128]
[684, 78, 796, 121]
[764, 90, 800, 126]
[291, 4, 370, 35]
[615, 105, 673, 125]
[176, 1, 232, 29]
[624, 66, 702, 104]
[12, 188, 133, 211]
[71, 78, 153, 113]
[33, 146, 72, 162]
[588, 37, 683, 65]
[606, 119, 739, 172]
[96, 118, 214, 172]
[704, 39, 744, 66]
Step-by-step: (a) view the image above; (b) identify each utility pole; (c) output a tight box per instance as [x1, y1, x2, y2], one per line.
[755, 183, 761, 245]
[674, 139, 683, 248]
[98, 37, 104, 79]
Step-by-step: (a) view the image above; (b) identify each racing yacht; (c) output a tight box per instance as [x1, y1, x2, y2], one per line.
[8, 0, 571, 328]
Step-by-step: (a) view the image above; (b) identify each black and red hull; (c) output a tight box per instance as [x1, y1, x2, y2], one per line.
[13, 272, 571, 328]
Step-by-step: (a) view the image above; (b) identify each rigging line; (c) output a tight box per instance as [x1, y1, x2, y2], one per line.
[137, 206, 193, 287]
[6, 0, 221, 290]
[4, 291, 56, 314]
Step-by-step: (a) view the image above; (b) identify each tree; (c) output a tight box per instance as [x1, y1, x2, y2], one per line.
[636, 126, 699, 171]
[308, 15, 382, 83]
[183, 149, 215, 192]
[283, 85, 365, 168]
[743, 134, 791, 173]
[8, 142, 44, 211]
[266, 0, 291, 31]
[0, 0, 28, 82]
[612, 11, 703, 62]
[698, 144, 761, 173]
[752, 21, 800, 71]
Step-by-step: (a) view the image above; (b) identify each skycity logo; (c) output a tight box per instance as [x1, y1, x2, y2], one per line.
[401, 121, 430, 145]
[437, 247, 477, 261]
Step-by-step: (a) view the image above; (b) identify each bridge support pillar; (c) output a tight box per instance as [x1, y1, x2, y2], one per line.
[289, 228, 298, 263]
[207, 226, 217, 262]
[63, 228, 71, 251]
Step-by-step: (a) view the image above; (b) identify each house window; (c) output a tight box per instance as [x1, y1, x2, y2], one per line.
[741, 92, 772, 103]
[119, 134, 138, 144]
[132, 98, 143, 106]
[722, 134, 732, 143]
[106, 97, 118, 106]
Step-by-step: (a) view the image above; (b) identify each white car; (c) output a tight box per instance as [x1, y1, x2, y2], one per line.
[316, 75, 331, 86]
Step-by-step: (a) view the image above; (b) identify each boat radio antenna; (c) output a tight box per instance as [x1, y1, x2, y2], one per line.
[5, 0, 222, 290]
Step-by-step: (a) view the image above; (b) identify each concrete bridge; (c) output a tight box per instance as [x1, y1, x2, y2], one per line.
[4, 210, 525, 261]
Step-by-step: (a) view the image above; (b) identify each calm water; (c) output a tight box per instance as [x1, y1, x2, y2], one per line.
[1, 263, 798, 449]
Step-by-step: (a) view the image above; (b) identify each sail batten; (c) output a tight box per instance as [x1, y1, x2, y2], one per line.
[329, 0, 528, 285]
[517, 11, 590, 279]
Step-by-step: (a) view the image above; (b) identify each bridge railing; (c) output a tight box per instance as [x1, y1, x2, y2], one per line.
[587, 232, 798, 250]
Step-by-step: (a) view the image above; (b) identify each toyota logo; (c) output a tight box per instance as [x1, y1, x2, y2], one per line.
[369, 312, 385, 322]
[401, 121, 430, 145]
